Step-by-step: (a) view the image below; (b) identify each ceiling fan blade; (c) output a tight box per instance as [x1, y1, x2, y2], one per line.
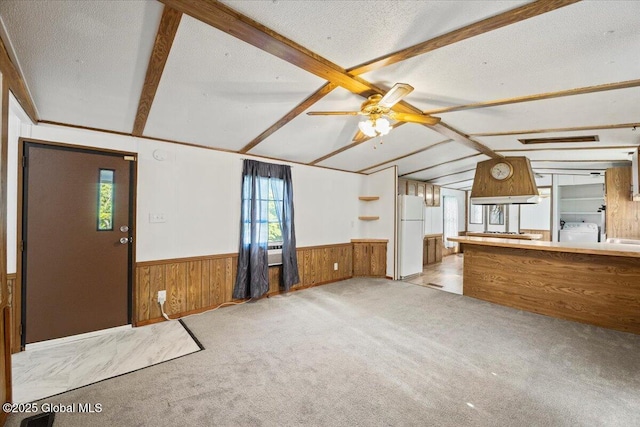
[306, 111, 360, 116]
[388, 111, 440, 125]
[378, 83, 414, 108]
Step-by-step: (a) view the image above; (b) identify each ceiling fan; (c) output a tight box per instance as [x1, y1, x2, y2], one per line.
[306, 83, 440, 139]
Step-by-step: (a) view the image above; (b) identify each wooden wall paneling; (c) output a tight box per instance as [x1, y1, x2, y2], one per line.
[209, 258, 226, 306]
[313, 249, 323, 283]
[463, 245, 640, 334]
[304, 249, 318, 285]
[606, 167, 640, 239]
[268, 266, 281, 295]
[295, 249, 305, 288]
[136, 266, 151, 323]
[321, 248, 331, 283]
[148, 264, 164, 319]
[186, 260, 202, 311]
[228, 256, 236, 302]
[165, 262, 187, 314]
[200, 259, 211, 308]
[134, 245, 352, 323]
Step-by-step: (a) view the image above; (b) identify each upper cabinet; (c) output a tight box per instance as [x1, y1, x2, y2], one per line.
[398, 178, 440, 206]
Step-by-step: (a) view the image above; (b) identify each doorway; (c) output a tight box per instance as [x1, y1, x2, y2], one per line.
[20, 141, 135, 347]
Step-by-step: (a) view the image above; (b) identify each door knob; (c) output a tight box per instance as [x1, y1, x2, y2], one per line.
[120, 225, 129, 232]
[120, 237, 129, 244]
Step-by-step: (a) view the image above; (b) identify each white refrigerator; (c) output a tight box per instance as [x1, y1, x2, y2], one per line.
[398, 195, 424, 278]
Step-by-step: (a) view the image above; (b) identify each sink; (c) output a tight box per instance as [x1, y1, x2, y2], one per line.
[605, 238, 640, 245]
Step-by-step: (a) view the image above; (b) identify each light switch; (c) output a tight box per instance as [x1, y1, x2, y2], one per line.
[149, 213, 166, 223]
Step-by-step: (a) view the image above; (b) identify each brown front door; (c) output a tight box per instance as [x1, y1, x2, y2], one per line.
[22, 142, 133, 345]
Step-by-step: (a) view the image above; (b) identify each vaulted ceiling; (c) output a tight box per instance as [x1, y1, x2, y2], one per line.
[1, 0, 639, 190]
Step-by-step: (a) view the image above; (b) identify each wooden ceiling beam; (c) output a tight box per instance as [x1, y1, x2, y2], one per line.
[430, 123, 501, 158]
[0, 34, 38, 124]
[239, 82, 336, 153]
[350, 0, 581, 75]
[161, 0, 500, 161]
[424, 79, 640, 115]
[132, 6, 182, 136]
[233, 1, 578, 156]
[159, 0, 374, 96]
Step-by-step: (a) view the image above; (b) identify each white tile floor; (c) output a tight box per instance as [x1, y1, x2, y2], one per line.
[12, 320, 201, 403]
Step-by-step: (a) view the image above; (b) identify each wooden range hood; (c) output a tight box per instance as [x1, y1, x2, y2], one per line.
[470, 157, 540, 205]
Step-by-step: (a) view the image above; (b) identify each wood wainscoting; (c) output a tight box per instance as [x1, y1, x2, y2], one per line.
[519, 229, 551, 241]
[135, 243, 353, 325]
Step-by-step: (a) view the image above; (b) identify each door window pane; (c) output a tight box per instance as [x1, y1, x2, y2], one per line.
[98, 169, 115, 231]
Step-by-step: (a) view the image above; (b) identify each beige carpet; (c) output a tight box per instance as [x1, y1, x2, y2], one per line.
[7, 278, 640, 426]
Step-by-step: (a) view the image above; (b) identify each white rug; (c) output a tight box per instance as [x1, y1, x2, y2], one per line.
[12, 320, 202, 403]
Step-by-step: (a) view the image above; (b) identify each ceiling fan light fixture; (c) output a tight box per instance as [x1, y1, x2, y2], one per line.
[375, 117, 391, 135]
[358, 119, 377, 137]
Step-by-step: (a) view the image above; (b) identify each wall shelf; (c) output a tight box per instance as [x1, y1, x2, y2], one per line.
[358, 216, 379, 221]
[358, 196, 379, 201]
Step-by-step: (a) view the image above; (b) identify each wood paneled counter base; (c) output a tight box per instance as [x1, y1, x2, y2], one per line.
[449, 237, 640, 335]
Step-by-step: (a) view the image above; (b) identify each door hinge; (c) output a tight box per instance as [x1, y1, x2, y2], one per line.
[22, 156, 27, 167]
[20, 241, 24, 251]
[124, 155, 136, 161]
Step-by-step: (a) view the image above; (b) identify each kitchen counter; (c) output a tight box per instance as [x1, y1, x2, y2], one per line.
[449, 236, 640, 258]
[466, 232, 542, 240]
[449, 236, 640, 335]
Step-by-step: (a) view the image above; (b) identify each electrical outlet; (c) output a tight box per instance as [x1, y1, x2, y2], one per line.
[333, 262, 338, 271]
[157, 290, 166, 303]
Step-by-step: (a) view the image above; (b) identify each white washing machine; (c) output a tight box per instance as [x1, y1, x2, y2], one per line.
[559, 222, 599, 243]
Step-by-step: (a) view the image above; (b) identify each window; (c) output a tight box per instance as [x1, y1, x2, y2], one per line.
[266, 178, 284, 246]
[443, 196, 459, 249]
[241, 176, 284, 247]
[98, 169, 114, 231]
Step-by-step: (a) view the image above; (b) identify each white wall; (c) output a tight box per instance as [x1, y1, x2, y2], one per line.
[6, 111, 364, 271]
[362, 166, 396, 278]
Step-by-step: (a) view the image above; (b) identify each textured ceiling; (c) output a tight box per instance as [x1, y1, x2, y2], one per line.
[0, 0, 163, 132]
[1, 0, 639, 184]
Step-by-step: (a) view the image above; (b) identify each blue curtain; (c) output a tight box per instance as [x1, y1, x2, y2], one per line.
[233, 160, 299, 299]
